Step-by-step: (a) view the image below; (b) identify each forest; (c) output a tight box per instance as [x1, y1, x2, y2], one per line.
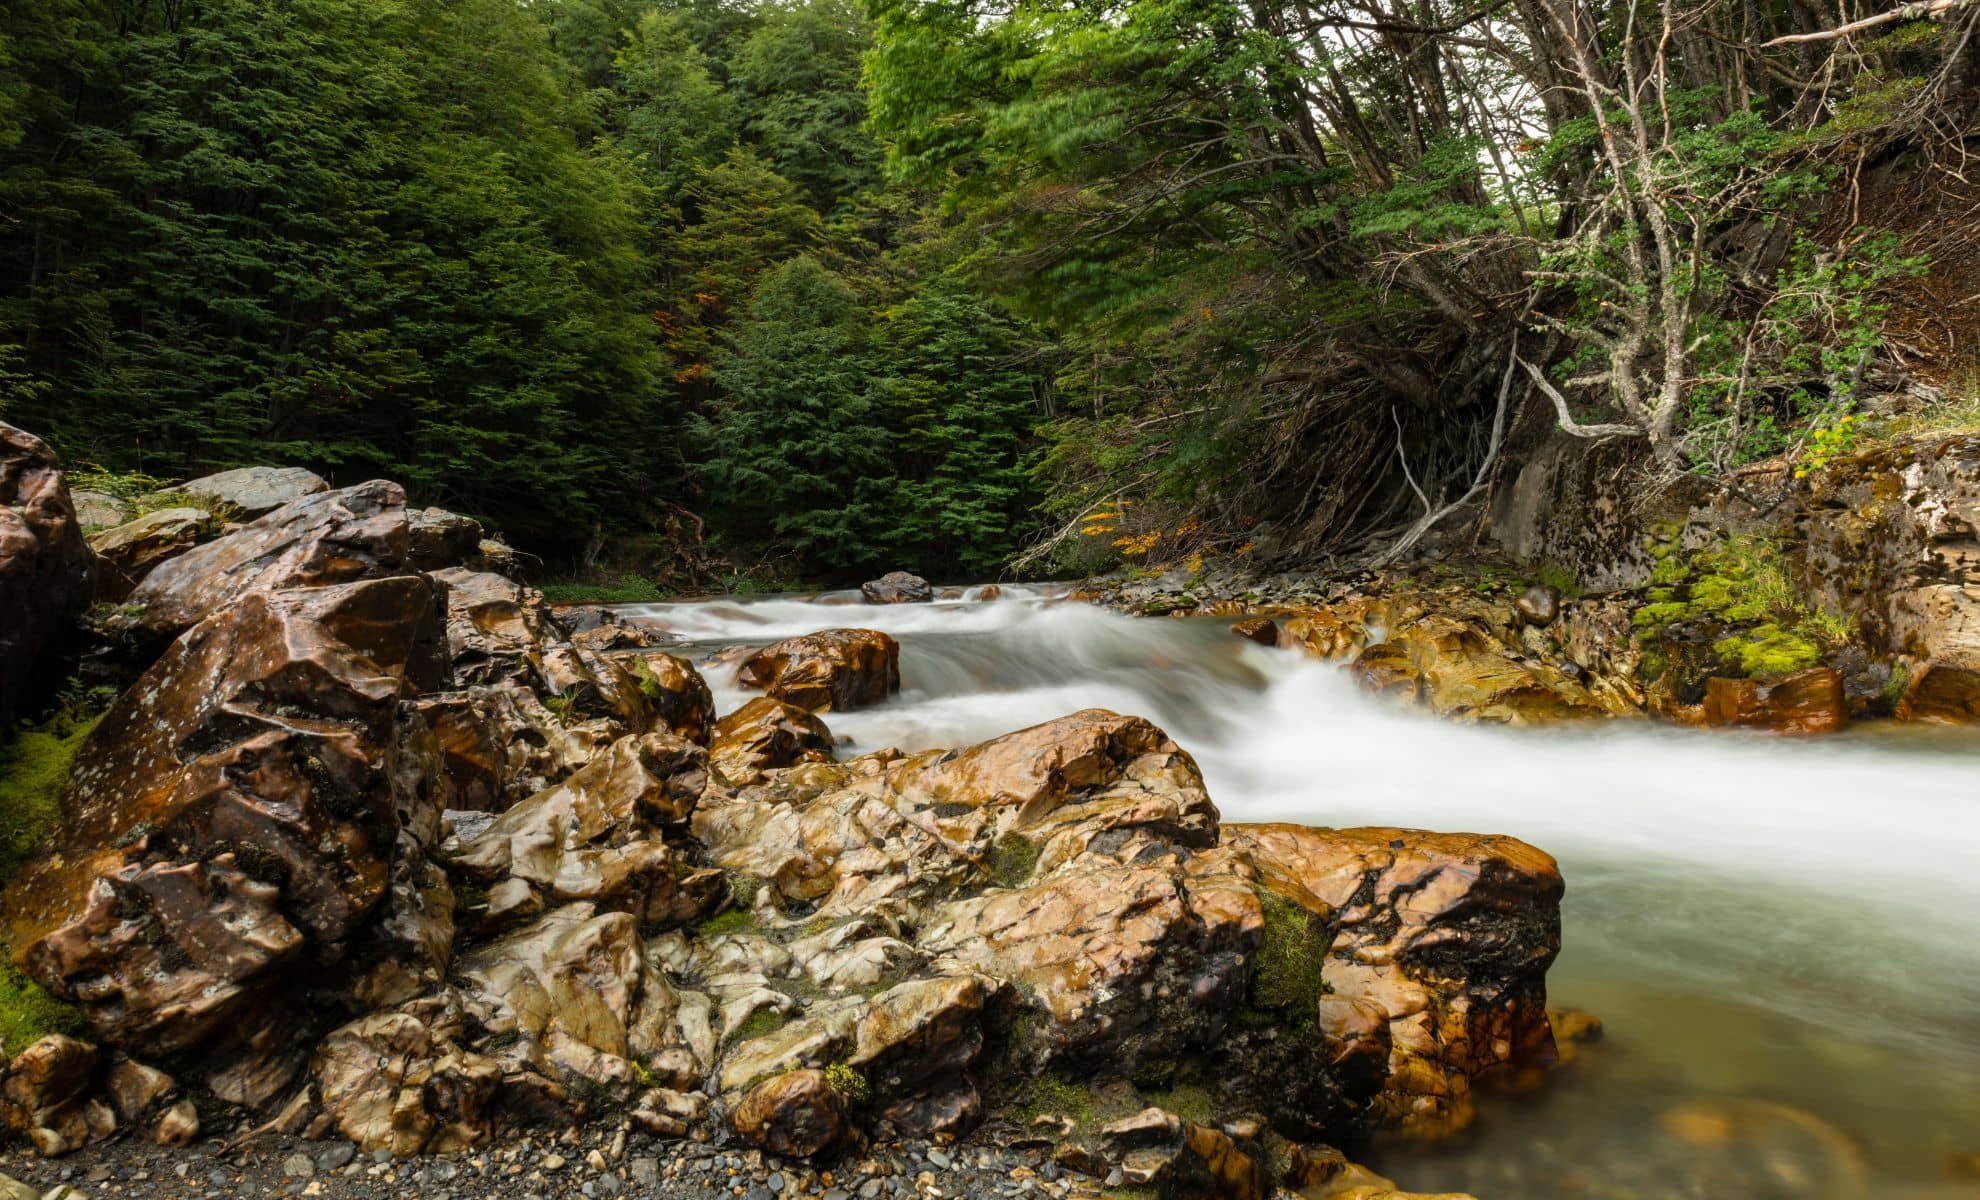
[2, 0, 1975, 586]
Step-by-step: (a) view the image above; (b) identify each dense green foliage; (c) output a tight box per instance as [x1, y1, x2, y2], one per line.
[0, 0, 1049, 578]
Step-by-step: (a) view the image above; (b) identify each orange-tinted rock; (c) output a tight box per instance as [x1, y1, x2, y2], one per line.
[707, 696, 836, 785]
[730, 1069, 846, 1158]
[313, 1005, 504, 1155]
[0, 422, 93, 721]
[1896, 662, 1980, 723]
[448, 732, 712, 926]
[861, 571, 931, 604]
[0, 1035, 102, 1158]
[1230, 617, 1278, 646]
[86, 507, 212, 601]
[1224, 823, 1562, 1138]
[1700, 668, 1847, 734]
[620, 652, 715, 744]
[1088, 1108, 1266, 1200]
[432, 567, 557, 688]
[736, 628, 900, 712]
[126, 480, 408, 635]
[412, 683, 613, 812]
[4, 576, 448, 1064]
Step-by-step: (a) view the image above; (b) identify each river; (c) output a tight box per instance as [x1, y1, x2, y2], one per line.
[624, 586, 1980, 1198]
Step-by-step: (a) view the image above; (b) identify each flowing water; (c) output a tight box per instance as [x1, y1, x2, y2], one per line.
[624, 587, 1980, 1197]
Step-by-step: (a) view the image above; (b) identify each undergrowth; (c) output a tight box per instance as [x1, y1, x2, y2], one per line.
[1633, 532, 1853, 678]
[535, 574, 671, 605]
[0, 705, 100, 1051]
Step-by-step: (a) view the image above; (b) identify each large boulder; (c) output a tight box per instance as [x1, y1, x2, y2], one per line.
[313, 1002, 505, 1156]
[406, 507, 484, 572]
[1699, 668, 1848, 734]
[2, 576, 448, 1099]
[736, 628, 900, 712]
[706, 696, 835, 785]
[86, 507, 212, 601]
[730, 1069, 846, 1158]
[861, 571, 932, 604]
[124, 479, 408, 636]
[0, 422, 93, 721]
[159, 465, 328, 518]
[1223, 823, 1562, 1138]
[412, 683, 617, 812]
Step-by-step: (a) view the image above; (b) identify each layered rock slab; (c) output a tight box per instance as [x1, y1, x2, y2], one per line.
[736, 628, 901, 712]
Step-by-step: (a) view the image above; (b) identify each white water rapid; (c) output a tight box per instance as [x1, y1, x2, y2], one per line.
[624, 587, 1980, 1196]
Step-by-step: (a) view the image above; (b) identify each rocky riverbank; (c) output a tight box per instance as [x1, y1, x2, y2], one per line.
[1087, 430, 1980, 736]
[0, 420, 1571, 1200]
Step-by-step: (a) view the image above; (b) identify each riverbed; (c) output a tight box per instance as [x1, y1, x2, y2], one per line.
[624, 586, 1980, 1197]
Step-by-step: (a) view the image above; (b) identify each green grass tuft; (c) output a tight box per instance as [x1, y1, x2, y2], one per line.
[1248, 891, 1329, 1021]
[986, 831, 1041, 888]
[0, 715, 98, 881]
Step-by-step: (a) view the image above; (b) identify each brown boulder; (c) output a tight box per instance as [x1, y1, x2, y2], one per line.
[412, 683, 616, 812]
[86, 507, 214, 601]
[730, 1069, 846, 1158]
[159, 465, 328, 518]
[4, 576, 447, 1069]
[1896, 662, 1980, 723]
[861, 571, 932, 604]
[1514, 584, 1561, 626]
[707, 696, 836, 785]
[0, 1035, 103, 1158]
[1230, 617, 1278, 646]
[1089, 1108, 1266, 1200]
[125, 479, 408, 635]
[313, 1005, 504, 1156]
[619, 652, 716, 744]
[406, 507, 484, 572]
[736, 628, 900, 712]
[448, 732, 713, 927]
[0, 422, 93, 722]
[1225, 823, 1562, 1138]
[1700, 668, 1847, 734]
[432, 567, 557, 688]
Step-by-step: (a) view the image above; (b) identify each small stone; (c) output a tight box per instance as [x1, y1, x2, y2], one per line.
[317, 1145, 357, 1172]
[542, 1155, 567, 1172]
[926, 1149, 950, 1169]
[283, 1154, 316, 1179]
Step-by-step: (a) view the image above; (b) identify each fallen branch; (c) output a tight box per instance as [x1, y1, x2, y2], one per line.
[1517, 358, 1648, 440]
[1760, 0, 1977, 47]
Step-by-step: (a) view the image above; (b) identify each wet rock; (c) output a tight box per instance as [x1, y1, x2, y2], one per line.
[1513, 584, 1560, 626]
[313, 1007, 504, 1155]
[0, 1035, 100, 1157]
[1895, 662, 1980, 723]
[455, 903, 706, 1093]
[103, 1056, 176, 1124]
[86, 507, 212, 601]
[407, 507, 485, 572]
[539, 642, 656, 732]
[414, 683, 615, 812]
[432, 568, 558, 688]
[448, 732, 713, 926]
[861, 572, 932, 605]
[736, 629, 901, 712]
[730, 1070, 845, 1159]
[0, 422, 93, 722]
[1084, 1108, 1266, 1200]
[153, 1098, 199, 1146]
[618, 652, 716, 744]
[3, 576, 448, 1079]
[125, 479, 408, 635]
[1230, 617, 1278, 646]
[161, 465, 329, 517]
[707, 697, 836, 786]
[1224, 823, 1562, 1138]
[1700, 668, 1847, 734]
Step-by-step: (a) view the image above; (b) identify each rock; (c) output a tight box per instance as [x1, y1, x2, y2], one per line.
[103, 1057, 176, 1122]
[313, 1007, 504, 1156]
[975, 585, 1003, 601]
[448, 732, 713, 926]
[3, 576, 448, 1092]
[1224, 823, 1562, 1138]
[1513, 584, 1560, 626]
[860, 572, 931, 604]
[70, 489, 129, 532]
[153, 1098, 199, 1146]
[1085, 1109, 1265, 1200]
[1229, 617, 1278, 646]
[1700, 668, 1847, 734]
[1895, 662, 1980, 723]
[1547, 1008, 1603, 1064]
[0, 1035, 100, 1157]
[736, 629, 901, 712]
[160, 465, 329, 517]
[86, 507, 215, 600]
[414, 683, 614, 812]
[730, 1070, 845, 1159]
[455, 903, 707, 1093]
[619, 653, 716, 744]
[0, 422, 93, 722]
[124, 479, 408, 635]
[706, 697, 836, 786]
[407, 508, 485, 572]
[432, 568, 559, 688]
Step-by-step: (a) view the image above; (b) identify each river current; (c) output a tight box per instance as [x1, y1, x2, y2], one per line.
[623, 586, 1980, 1198]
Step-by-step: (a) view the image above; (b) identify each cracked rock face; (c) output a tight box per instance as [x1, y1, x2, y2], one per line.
[0, 422, 93, 721]
[736, 628, 901, 712]
[125, 480, 410, 636]
[3, 576, 449, 1091]
[86, 507, 212, 602]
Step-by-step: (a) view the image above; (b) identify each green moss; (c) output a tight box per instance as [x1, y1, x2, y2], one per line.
[725, 1006, 787, 1047]
[1532, 563, 1582, 599]
[1009, 1074, 1097, 1124]
[825, 1061, 869, 1105]
[1631, 532, 1853, 681]
[0, 960, 84, 1054]
[986, 831, 1041, 888]
[535, 575, 670, 605]
[1140, 1082, 1216, 1125]
[693, 907, 755, 938]
[0, 715, 99, 883]
[1247, 891, 1328, 1022]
